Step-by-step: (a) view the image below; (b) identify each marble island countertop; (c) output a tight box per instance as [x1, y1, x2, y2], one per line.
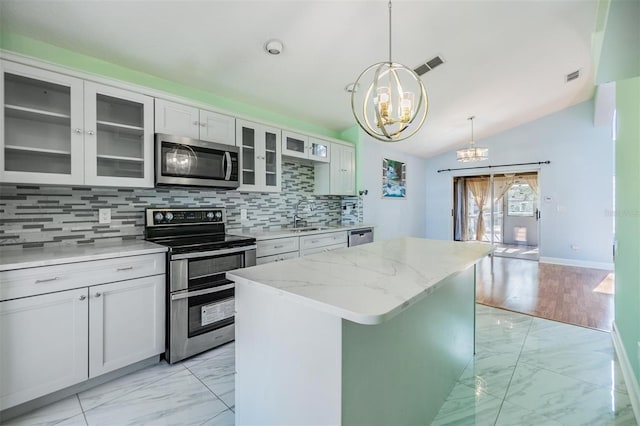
[0, 240, 167, 271]
[228, 223, 374, 240]
[228, 237, 492, 325]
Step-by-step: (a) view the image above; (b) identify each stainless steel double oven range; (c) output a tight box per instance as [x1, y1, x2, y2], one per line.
[145, 208, 256, 364]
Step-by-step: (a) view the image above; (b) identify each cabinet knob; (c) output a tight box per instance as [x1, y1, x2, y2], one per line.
[86, 130, 95, 136]
[193, 121, 199, 126]
[95, 292, 102, 298]
[79, 295, 87, 301]
[200, 122, 206, 127]
[74, 128, 83, 134]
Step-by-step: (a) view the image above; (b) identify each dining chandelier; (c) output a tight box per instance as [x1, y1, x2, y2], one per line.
[456, 116, 488, 162]
[350, 1, 428, 142]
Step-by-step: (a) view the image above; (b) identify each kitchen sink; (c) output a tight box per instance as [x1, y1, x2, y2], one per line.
[286, 226, 332, 233]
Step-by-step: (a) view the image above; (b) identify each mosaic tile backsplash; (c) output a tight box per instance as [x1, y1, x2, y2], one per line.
[0, 161, 362, 248]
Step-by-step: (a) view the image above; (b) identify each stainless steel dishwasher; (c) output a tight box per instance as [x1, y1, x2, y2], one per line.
[348, 227, 374, 247]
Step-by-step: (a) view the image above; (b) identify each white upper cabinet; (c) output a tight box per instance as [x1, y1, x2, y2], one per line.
[155, 98, 235, 146]
[282, 131, 330, 163]
[314, 142, 356, 195]
[237, 119, 281, 192]
[282, 130, 308, 160]
[1, 61, 154, 187]
[308, 137, 330, 163]
[154, 99, 199, 139]
[83, 82, 154, 187]
[1, 61, 84, 185]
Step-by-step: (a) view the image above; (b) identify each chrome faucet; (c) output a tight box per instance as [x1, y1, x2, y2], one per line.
[293, 198, 315, 228]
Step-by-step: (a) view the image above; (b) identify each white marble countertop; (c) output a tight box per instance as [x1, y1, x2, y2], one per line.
[0, 240, 167, 271]
[228, 224, 375, 241]
[228, 237, 492, 325]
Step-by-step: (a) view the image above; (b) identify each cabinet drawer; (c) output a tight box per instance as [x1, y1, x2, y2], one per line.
[299, 231, 347, 251]
[301, 242, 347, 257]
[256, 251, 299, 265]
[0, 253, 165, 301]
[256, 237, 299, 258]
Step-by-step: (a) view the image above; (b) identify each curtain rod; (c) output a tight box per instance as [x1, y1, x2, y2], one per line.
[436, 160, 551, 173]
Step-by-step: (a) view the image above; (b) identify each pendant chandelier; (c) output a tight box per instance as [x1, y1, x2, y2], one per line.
[350, 1, 428, 142]
[456, 116, 488, 162]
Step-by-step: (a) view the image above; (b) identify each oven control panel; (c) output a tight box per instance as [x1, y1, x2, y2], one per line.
[146, 208, 226, 226]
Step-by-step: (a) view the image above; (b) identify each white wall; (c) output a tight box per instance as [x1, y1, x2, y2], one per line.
[360, 134, 427, 241]
[424, 100, 614, 268]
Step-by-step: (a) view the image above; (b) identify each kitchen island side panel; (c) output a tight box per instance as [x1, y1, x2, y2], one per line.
[234, 278, 343, 426]
[341, 266, 476, 425]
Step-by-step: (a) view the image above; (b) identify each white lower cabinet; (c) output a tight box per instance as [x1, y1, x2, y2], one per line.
[88, 275, 165, 378]
[0, 253, 165, 411]
[256, 231, 348, 264]
[0, 288, 89, 410]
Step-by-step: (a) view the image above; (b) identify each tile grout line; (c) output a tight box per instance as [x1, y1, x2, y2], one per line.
[184, 364, 235, 413]
[491, 316, 535, 426]
[76, 394, 89, 426]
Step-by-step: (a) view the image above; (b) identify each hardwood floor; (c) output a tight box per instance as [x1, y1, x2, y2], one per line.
[476, 256, 614, 331]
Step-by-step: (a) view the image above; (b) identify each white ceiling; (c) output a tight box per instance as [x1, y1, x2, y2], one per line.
[0, 0, 600, 158]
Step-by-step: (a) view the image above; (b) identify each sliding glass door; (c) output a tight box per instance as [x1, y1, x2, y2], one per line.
[453, 172, 539, 260]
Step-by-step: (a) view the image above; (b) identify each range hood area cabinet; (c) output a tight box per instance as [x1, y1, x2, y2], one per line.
[1, 61, 154, 187]
[282, 130, 330, 163]
[314, 142, 356, 195]
[236, 119, 282, 192]
[154, 99, 235, 146]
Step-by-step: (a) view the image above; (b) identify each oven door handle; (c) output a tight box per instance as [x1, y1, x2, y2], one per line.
[171, 283, 235, 301]
[224, 151, 232, 181]
[170, 244, 257, 260]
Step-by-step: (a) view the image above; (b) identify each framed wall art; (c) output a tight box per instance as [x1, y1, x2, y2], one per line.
[382, 158, 406, 198]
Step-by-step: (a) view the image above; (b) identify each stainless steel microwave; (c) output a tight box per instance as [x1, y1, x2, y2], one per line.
[155, 133, 239, 189]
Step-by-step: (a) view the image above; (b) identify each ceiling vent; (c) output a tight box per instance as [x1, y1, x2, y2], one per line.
[414, 55, 445, 76]
[566, 69, 580, 82]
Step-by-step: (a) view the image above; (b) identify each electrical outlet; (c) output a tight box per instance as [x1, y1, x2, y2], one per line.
[570, 244, 580, 251]
[240, 209, 247, 221]
[98, 208, 111, 224]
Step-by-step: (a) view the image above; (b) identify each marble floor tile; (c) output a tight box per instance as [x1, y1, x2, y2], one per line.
[190, 370, 235, 410]
[1, 395, 84, 426]
[495, 400, 562, 426]
[527, 317, 613, 353]
[182, 341, 235, 369]
[200, 409, 235, 426]
[82, 369, 228, 426]
[78, 360, 186, 411]
[475, 305, 533, 336]
[458, 352, 519, 400]
[518, 343, 628, 394]
[474, 327, 528, 355]
[430, 382, 503, 426]
[504, 362, 636, 425]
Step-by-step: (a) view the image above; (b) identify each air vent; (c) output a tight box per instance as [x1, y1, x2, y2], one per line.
[414, 55, 445, 76]
[566, 69, 580, 82]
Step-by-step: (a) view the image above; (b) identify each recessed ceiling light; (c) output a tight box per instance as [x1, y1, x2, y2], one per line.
[264, 39, 284, 55]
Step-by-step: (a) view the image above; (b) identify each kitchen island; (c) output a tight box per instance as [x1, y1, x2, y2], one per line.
[227, 237, 492, 426]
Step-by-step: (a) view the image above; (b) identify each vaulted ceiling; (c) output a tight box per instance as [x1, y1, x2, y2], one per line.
[0, 0, 601, 158]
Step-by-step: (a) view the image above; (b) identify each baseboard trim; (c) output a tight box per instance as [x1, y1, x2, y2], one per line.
[612, 322, 640, 423]
[539, 256, 614, 270]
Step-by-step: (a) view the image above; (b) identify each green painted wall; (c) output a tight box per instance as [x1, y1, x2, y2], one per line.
[596, 0, 640, 84]
[0, 30, 343, 140]
[615, 76, 640, 382]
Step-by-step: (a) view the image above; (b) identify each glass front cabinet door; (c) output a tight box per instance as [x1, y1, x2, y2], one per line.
[237, 119, 281, 192]
[83, 82, 153, 187]
[1, 61, 84, 185]
[282, 131, 308, 160]
[1, 61, 154, 187]
[309, 137, 330, 163]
